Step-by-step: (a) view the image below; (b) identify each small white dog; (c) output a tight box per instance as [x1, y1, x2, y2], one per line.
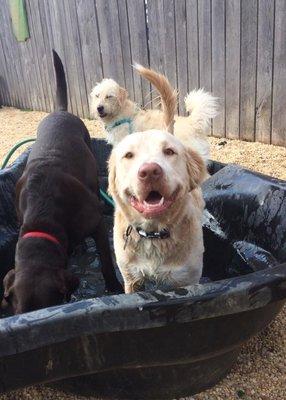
[108, 129, 206, 293]
[90, 65, 219, 163]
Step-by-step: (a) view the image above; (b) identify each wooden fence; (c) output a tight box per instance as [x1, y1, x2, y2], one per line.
[0, 0, 286, 145]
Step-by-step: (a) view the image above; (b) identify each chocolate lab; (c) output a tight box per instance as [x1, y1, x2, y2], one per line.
[1, 50, 122, 314]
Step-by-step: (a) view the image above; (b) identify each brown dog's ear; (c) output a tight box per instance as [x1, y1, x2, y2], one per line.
[57, 270, 79, 297]
[15, 174, 26, 223]
[108, 151, 117, 197]
[118, 87, 128, 106]
[185, 148, 206, 191]
[3, 269, 15, 298]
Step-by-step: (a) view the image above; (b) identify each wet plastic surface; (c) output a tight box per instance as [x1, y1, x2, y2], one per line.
[0, 145, 280, 305]
[0, 139, 286, 398]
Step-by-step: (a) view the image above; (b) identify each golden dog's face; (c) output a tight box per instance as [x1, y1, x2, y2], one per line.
[108, 130, 205, 221]
[90, 79, 127, 120]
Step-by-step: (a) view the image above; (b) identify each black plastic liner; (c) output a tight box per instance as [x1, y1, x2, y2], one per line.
[0, 139, 285, 399]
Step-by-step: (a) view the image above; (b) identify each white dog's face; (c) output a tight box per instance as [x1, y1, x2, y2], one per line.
[109, 130, 205, 220]
[90, 79, 127, 121]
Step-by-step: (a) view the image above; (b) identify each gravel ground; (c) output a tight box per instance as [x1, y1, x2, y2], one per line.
[0, 107, 285, 400]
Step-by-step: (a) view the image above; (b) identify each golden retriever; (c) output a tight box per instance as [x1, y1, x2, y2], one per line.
[90, 65, 219, 163]
[108, 129, 206, 293]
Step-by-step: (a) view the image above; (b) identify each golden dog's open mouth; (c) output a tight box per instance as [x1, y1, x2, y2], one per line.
[130, 190, 177, 218]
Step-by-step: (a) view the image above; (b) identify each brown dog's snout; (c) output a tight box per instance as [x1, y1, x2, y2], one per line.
[138, 163, 163, 182]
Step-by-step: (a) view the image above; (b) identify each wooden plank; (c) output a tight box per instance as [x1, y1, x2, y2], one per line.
[75, 0, 103, 116]
[41, 0, 61, 112]
[49, 0, 75, 114]
[24, 0, 47, 111]
[37, 0, 56, 112]
[143, 0, 164, 107]
[117, 0, 135, 101]
[212, 0, 225, 137]
[30, 0, 54, 112]
[161, 0, 177, 90]
[95, 0, 125, 85]
[1, 1, 22, 108]
[225, 0, 240, 140]
[18, 36, 37, 110]
[198, 0, 211, 91]
[55, 0, 81, 116]
[175, 0, 188, 114]
[148, 0, 165, 74]
[148, 0, 177, 108]
[198, 0, 212, 134]
[0, 1, 19, 106]
[126, 0, 150, 107]
[10, 6, 34, 112]
[272, 0, 286, 146]
[16, 42, 33, 110]
[255, 0, 274, 144]
[0, 30, 12, 105]
[240, 0, 258, 142]
[186, 0, 199, 91]
[26, 0, 50, 111]
[62, 0, 89, 117]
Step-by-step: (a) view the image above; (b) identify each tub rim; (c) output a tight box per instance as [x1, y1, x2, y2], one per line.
[0, 261, 285, 357]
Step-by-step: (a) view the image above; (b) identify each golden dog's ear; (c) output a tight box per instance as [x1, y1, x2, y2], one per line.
[118, 87, 128, 106]
[108, 151, 117, 197]
[185, 148, 206, 191]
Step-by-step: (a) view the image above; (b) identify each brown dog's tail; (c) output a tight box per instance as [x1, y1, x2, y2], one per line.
[52, 49, 68, 112]
[134, 64, 177, 134]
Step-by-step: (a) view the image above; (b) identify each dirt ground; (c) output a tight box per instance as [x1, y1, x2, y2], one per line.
[0, 107, 285, 400]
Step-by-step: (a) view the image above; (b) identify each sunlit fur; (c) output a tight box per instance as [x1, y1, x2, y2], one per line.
[108, 130, 206, 293]
[90, 65, 219, 164]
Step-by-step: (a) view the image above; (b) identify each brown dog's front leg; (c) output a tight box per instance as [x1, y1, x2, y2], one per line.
[93, 219, 123, 294]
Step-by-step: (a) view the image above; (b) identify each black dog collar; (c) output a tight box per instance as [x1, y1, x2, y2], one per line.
[123, 225, 170, 249]
[136, 227, 170, 239]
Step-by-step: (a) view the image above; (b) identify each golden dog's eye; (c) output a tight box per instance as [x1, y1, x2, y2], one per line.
[124, 152, 134, 159]
[106, 95, 114, 99]
[164, 148, 175, 156]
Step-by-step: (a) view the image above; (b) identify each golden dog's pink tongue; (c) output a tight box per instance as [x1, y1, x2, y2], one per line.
[130, 194, 173, 217]
[144, 191, 163, 205]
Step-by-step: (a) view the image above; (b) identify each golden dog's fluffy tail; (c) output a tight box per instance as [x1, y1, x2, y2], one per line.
[184, 89, 219, 133]
[134, 64, 177, 134]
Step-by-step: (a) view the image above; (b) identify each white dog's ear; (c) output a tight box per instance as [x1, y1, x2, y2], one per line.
[118, 87, 128, 106]
[108, 151, 117, 197]
[185, 148, 206, 191]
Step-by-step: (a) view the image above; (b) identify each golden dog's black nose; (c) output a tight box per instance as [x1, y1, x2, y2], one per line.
[138, 163, 163, 181]
[97, 105, 104, 113]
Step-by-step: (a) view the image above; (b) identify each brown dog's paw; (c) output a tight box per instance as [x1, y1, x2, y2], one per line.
[58, 270, 80, 299]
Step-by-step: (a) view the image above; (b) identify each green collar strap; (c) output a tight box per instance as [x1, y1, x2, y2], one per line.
[106, 118, 133, 135]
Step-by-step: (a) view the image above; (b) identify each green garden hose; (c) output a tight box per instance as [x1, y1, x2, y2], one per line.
[1, 138, 115, 207]
[1, 138, 36, 169]
[99, 188, 115, 207]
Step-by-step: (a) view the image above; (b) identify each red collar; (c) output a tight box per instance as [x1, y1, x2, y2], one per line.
[22, 231, 61, 246]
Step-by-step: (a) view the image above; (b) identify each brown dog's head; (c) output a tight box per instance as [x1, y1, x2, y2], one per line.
[108, 130, 206, 223]
[1, 267, 79, 315]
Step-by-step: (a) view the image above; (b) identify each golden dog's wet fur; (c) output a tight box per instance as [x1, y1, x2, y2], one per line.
[108, 130, 206, 293]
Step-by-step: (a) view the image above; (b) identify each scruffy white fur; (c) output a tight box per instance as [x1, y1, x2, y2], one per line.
[90, 66, 219, 163]
[108, 130, 206, 293]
